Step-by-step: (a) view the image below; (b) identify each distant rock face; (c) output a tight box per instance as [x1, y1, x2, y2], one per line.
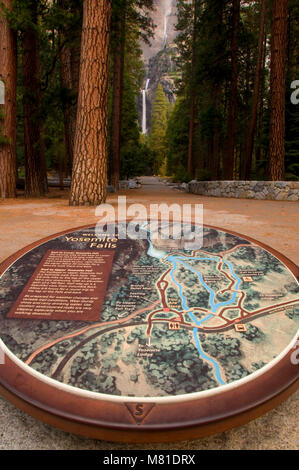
[148, 47, 177, 101]
[139, 0, 178, 134]
[141, 0, 178, 65]
[139, 46, 178, 134]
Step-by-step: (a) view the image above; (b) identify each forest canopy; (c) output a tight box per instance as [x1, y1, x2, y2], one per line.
[0, 0, 298, 204]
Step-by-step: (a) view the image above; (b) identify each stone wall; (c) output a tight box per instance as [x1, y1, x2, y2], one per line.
[187, 181, 299, 201]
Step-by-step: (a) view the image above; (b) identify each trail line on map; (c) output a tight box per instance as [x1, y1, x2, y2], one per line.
[24, 232, 298, 390]
[25, 300, 160, 365]
[205, 299, 299, 331]
[51, 321, 148, 379]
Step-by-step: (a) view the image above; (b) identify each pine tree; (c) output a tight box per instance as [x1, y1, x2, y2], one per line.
[58, 0, 82, 173]
[0, 0, 17, 198]
[166, 96, 190, 180]
[22, 0, 48, 197]
[149, 83, 169, 174]
[269, 0, 289, 180]
[109, 0, 154, 189]
[244, 0, 267, 180]
[224, 0, 240, 180]
[285, 0, 299, 180]
[70, 0, 112, 206]
[120, 67, 154, 179]
[187, 0, 200, 178]
[109, 0, 126, 189]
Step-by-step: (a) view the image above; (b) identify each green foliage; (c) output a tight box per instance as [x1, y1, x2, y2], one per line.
[172, 0, 231, 179]
[285, 82, 299, 180]
[241, 324, 265, 343]
[108, 0, 155, 180]
[111, 0, 154, 49]
[3, 0, 297, 186]
[0, 107, 10, 145]
[165, 97, 189, 178]
[0, 136, 10, 145]
[195, 169, 212, 181]
[120, 88, 155, 179]
[149, 83, 169, 174]
[2, 0, 83, 178]
[3, 0, 157, 185]
[167, 0, 298, 181]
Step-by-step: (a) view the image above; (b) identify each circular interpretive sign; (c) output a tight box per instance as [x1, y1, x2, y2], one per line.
[0, 222, 298, 442]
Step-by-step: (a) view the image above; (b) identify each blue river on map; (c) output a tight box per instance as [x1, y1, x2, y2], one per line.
[144, 226, 244, 386]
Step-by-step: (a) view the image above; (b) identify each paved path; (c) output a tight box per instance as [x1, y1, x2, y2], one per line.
[1, 176, 297, 264]
[0, 177, 298, 449]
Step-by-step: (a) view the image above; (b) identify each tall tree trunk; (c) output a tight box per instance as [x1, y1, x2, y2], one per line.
[244, 0, 267, 180]
[22, 0, 47, 197]
[212, 89, 221, 180]
[70, 42, 80, 96]
[67, 42, 80, 175]
[188, 92, 195, 178]
[0, 0, 17, 198]
[187, 0, 199, 178]
[269, 0, 288, 181]
[196, 136, 202, 180]
[59, 44, 72, 170]
[58, 0, 81, 175]
[212, 1, 224, 181]
[110, 7, 126, 190]
[70, 0, 112, 206]
[224, 0, 240, 180]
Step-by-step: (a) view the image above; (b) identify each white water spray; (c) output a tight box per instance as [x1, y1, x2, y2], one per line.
[142, 78, 150, 134]
[163, 0, 172, 48]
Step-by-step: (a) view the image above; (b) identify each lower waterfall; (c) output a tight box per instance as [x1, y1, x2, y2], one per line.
[142, 78, 150, 134]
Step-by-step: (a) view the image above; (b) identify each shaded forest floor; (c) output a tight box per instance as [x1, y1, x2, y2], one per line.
[0, 176, 298, 449]
[1, 176, 298, 265]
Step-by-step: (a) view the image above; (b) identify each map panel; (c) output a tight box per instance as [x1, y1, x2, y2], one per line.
[0, 223, 298, 400]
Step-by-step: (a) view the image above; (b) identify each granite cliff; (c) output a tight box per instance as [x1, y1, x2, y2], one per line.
[139, 0, 178, 134]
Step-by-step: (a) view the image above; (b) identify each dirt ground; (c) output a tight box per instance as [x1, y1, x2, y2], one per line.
[0, 177, 298, 450]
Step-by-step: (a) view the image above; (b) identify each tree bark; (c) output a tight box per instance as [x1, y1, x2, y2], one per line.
[255, 31, 267, 173]
[59, 41, 80, 175]
[244, 0, 267, 180]
[188, 92, 195, 178]
[110, 7, 126, 190]
[187, 0, 199, 179]
[58, 0, 81, 175]
[224, 0, 240, 180]
[212, 89, 221, 180]
[70, 0, 112, 206]
[22, 0, 48, 197]
[269, 0, 288, 181]
[70, 42, 80, 97]
[212, 2, 224, 181]
[0, 0, 17, 198]
[67, 41, 80, 175]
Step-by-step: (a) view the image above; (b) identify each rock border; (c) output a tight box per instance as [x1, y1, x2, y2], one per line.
[187, 181, 299, 201]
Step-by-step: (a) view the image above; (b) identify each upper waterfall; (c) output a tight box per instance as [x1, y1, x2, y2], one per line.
[163, 0, 173, 48]
[141, 0, 178, 64]
[139, 1, 178, 134]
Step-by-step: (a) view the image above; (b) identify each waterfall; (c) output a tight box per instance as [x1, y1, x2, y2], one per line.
[163, 14, 167, 48]
[0, 81, 4, 105]
[142, 78, 150, 134]
[163, 0, 172, 48]
[142, 90, 146, 134]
